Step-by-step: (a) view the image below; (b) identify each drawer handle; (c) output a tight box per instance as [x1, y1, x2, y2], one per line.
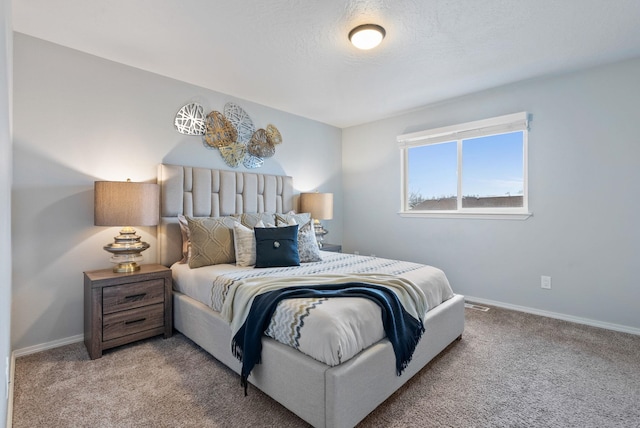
[124, 318, 146, 325]
[124, 293, 147, 301]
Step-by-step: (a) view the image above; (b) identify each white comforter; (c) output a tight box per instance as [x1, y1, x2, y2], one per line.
[172, 251, 454, 366]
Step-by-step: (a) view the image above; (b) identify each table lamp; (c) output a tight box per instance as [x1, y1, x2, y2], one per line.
[94, 180, 159, 272]
[300, 192, 333, 247]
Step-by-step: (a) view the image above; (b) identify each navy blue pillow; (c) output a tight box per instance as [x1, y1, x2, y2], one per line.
[254, 225, 300, 268]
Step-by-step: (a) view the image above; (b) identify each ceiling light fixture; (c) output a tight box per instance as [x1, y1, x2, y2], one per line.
[349, 24, 386, 50]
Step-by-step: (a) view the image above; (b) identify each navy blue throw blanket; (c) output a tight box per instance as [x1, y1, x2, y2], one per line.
[231, 282, 425, 395]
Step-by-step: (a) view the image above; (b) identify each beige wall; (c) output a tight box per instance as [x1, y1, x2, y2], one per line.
[12, 33, 342, 351]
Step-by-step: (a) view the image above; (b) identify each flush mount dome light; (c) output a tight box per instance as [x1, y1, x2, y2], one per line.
[348, 24, 386, 50]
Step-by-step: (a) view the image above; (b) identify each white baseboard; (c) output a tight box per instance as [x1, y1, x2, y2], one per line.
[6, 351, 15, 428]
[464, 295, 640, 336]
[8, 335, 84, 427]
[12, 334, 84, 358]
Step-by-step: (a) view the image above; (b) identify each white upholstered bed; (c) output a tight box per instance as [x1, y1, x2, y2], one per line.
[158, 164, 465, 428]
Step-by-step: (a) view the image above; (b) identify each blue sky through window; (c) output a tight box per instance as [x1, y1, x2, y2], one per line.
[408, 131, 523, 200]
[408, 142, 457, 199]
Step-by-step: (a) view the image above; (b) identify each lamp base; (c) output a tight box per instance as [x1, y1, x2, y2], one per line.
[111, 262, 141, 273]
[110, 254, 145, 273]
[313, 219, 328, 248]
[103, 227, 150, 273]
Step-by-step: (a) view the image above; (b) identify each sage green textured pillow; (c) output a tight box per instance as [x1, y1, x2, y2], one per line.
[187, 216, 239, 268]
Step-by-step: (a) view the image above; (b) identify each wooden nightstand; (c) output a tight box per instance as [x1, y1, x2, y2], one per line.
[84, 264, 173, 359]
[320, 243, 342, 253]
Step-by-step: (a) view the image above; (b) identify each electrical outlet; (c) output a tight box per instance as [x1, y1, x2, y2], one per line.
[541, 275, 552, 290]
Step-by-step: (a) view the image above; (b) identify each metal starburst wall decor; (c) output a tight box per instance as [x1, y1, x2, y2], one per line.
[174, 100, 283, 169]
[174, 103, 206, 135]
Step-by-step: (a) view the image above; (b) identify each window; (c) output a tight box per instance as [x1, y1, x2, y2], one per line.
[398, 112, 531, 219]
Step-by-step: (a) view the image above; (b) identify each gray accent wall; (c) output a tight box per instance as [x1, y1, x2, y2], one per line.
[1, 0, 11, 425]
[343, 58, 640, 331]
[12, 34, 342, 350]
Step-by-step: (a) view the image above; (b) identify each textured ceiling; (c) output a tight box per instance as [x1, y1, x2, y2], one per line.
[12, 0, 640, 128]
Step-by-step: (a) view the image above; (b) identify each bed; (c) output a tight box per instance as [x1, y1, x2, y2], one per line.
[158, 164, 465, 428]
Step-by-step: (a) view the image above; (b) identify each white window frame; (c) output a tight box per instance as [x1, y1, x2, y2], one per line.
[398, 112, 532, 220]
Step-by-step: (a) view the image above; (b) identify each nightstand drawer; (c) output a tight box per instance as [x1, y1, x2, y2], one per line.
[102, 303, 165, 341]
[85, 264, 173, 359]
[103, 279, 165, 314]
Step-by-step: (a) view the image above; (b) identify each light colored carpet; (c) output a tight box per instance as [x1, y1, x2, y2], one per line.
[12, 304, 640, 427]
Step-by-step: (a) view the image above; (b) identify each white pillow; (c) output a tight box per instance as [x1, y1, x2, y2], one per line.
[233, 220, 264, 267]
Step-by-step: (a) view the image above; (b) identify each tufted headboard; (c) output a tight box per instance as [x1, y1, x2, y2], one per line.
[157, 164, 294, 267]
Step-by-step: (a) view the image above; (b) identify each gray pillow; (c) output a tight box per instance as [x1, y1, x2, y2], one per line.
[276, 212, 311, 228]
[237, 212, 276, 228]
[297, 225, 322, 263]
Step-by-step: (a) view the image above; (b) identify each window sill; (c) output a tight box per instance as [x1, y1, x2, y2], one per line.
[398, 211, 532, 220]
